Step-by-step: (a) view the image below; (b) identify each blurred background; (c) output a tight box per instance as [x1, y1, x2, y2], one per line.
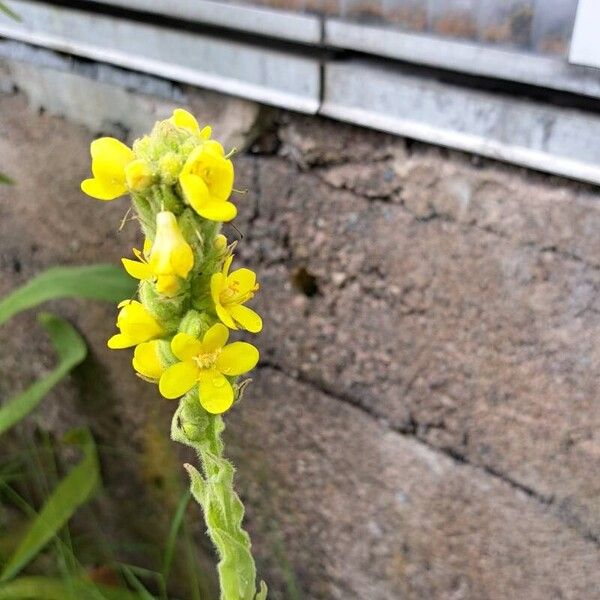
[1, 1, 600, 599]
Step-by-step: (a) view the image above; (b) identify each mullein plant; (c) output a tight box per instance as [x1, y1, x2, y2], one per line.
[81, 109, 267, 600]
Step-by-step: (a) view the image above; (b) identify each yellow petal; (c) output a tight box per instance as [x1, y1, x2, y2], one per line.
[117, 301, 163, 343]
[133, 341, 164, 379]
[121, 257, 153, 281]
[90, 138, 134, 186]
[228, 268, 257, 294]
[81, 177, 126, 201]
[210, 272, 226, 305]
[143, 238, 153, 257]
[215, 302, 237, 330]
[229, 304, 263, 333]
[91, 137, 135, 165]
[199, 125, 212, 140]
[171, 243, 194, 279]
[179, 173, 211, 214]
[209, 158, 234, 201]
[216, 341, 259, 376]
[171, 332, 204, 362]
[107, 333, 135, 349]
[202, 140, 226, 157]
[159, 360, 199, 399]
[201, 323, 229, 353]
[156, 274, 180, 296]
[198, 369, 234, 414]
[171, 108, 199, 132]
[222, 255, 234, 277]
[197, 199, 237, 222]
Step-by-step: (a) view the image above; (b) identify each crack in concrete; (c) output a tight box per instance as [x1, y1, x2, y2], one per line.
[257, 360, 600, 549]
[305, 161, 600, 273]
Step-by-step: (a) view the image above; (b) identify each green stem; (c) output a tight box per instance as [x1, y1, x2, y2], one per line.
[171, 394, 267, 600]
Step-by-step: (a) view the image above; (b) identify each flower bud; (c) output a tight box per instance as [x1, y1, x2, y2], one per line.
[125, 159, 153, 192]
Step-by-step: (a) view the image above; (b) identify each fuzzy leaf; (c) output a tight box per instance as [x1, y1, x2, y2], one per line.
[0, 429, 100, 581]
[0, 313, 87, 436]
[255, 581, 268, 600]
[0, 264, 136, 326]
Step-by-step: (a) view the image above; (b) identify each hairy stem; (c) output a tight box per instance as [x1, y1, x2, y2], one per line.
[171, 393, 267, 600]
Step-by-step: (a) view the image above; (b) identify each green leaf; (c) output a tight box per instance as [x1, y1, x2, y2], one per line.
[0, 264, 136, 326]
[0, 314, 87, 436]
[161, 491, 191, 588]
[0, 428, 100, 582]
[120, 566, 157, 600]
[0, 576, 144, 600]
[0, 172, 14, 185]
[0, 3, 20, 21]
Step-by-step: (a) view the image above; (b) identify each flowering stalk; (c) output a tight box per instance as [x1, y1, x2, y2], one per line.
[82, 109, 266, 599]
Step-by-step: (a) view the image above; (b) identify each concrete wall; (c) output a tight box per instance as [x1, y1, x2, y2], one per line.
[1, 59, 599, 599]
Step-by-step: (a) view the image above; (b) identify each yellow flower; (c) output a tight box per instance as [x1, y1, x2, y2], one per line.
[158, 323, 258, 414]
[81, 137, 135, 200]
[132, 340, 165, 379]
[122, 211, 194, 296]
[170, 108, 212, 139]
[179, 141, 236, 222]
[211, 255, 262, 333]
[107, 300, 164, 349]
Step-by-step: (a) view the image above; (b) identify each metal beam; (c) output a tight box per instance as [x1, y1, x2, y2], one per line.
[86, 0, 322, 44]
[322, 60, 600, 186]
[0, 0, 321, 113]
[326, 19, 600, 100]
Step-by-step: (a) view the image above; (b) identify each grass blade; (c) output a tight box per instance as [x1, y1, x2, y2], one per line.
[0, 429, 100, 582]
[120, 566, 157, 600]
[0, 172, 14, 185]
[161, 490, 191, 591]
[0, 264, 136, 326]
[0, 576, 145, 600]
[0, 3, 19, 20]
[0, 314, 87, 436]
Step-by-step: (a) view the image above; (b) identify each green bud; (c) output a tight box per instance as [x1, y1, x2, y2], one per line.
[178, 309, 213, 338]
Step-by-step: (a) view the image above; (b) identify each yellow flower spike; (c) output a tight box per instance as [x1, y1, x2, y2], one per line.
[150, 211, 195, 295]
[107, 300, 164, 349]
[81, 137, 135, 200]
[211, 255, 262, 333]
[132, 340, 165, 379]
[179, 141, 237, 222]
[170, 108, 212, 140]
[158, 323, 259, 414]
[125, 159, 153, 192]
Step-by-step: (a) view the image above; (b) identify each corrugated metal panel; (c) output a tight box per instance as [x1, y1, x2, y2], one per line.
[88, 0, 322, 44]
[325, 19, 600, 100]
[322, 60, 600, 186]
[0, 0, 321, 112]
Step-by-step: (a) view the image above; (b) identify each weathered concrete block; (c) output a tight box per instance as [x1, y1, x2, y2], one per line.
[1, 76, 599, 599]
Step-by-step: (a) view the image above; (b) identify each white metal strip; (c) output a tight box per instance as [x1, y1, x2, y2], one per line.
[0, 0, 320, 113]
[569, 0, 600, 69]
[322, 61, 600, 186]
[86, 0, 322, 44]
[326, 19, 600, 100]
